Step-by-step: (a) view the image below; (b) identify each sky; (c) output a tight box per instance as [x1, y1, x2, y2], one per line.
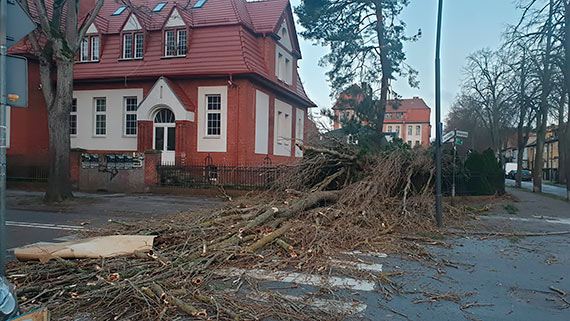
[290, 0, 522, 132]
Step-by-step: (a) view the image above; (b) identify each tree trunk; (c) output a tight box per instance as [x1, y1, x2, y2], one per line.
[44, 58, 74, 203]
[374, 1, 390, 140]
[557, 94, 567, 185]
[516, 50, 528, 188]
[515, 123, 527, 188]
[534, 0, 555, 193]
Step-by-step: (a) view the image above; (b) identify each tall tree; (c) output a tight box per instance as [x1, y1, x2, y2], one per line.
[296, 0, 419, 139]
[21, 0, 104, 202]
[513, 0, 557, 193]
[558, 0, 570, 199]
[502, 36, 540, 188]
[461, 49, 516, 162]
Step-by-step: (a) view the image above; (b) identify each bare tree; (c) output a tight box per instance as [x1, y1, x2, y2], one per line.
[461, 49, 516, 163]
[20, 0, 104, 202]
[502, 36, 540, 187]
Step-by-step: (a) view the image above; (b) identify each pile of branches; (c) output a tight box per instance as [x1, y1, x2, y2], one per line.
[7, 143, 470, 320]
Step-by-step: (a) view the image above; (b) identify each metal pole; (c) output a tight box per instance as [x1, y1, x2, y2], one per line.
[0, 0, 8, 277]
[451, 128, 456, 206]
[435, 0, 444, 227]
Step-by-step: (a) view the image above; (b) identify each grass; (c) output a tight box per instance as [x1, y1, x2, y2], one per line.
[503, 204, 519, 215]
[416, 232, 446, 240]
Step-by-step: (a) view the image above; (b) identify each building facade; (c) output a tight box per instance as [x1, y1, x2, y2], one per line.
[332, 89, 432, 147]
[8, 0, 315, 172]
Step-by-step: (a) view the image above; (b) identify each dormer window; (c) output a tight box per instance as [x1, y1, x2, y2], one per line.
[79, 35, 100, 62]
[123, 32, 144, 59]
[164, 29, 187, 57]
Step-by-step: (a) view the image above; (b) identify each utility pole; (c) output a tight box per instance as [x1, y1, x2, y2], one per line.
[1, 0, 8, 277]
[435, 0, 444, 227]
[451, 128, 457, 206]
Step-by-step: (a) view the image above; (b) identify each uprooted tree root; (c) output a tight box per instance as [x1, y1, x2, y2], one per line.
[7, 148, 472, 320]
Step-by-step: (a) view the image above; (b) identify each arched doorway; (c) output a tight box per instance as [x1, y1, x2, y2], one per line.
[153, 108, 175, 164]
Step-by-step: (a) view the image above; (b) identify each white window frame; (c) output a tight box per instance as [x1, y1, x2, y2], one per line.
[134, 33, 144, 59]
[387, 125, 392, 132]
[205, 94, 222, 137]
[408, 125, 412, 135]
[164, 29, 187, 57]
[80, 38, 89, 61]
[274, 99, 292, 156]
[124, 97, 138, 136]
[123, 33, 133, 59]
[177, 29, 187, 56]
[416, 125, 421, 135]
[275, 47, 293, 85]
[295, 108, 304, 157]
[70, 98, 78, 136]
[197, 86, 228, 153]
[91, 36, 100, 61]
[94, 98, 107, 137]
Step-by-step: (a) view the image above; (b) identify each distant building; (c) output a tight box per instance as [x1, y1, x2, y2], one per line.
[526, 125, 560, 181]
[331, 85, 431, 147]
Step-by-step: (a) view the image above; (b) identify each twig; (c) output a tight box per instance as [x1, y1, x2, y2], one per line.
[460, 301, 495, 310]
[549, 286, 566, 296]
[378, 302, 408, 319]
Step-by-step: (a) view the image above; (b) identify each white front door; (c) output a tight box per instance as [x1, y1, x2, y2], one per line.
[153, 108, 176, 165]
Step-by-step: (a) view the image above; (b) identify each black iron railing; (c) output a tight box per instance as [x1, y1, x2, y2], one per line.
[156, 164, 282, 190]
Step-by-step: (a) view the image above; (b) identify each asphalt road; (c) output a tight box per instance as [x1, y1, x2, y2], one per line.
[4, 190, 223, 256]
[505, 178, 568, 199]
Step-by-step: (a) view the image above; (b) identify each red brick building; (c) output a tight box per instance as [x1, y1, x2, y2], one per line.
[332, 86, 431, 147]
[8, 0, 315, 170]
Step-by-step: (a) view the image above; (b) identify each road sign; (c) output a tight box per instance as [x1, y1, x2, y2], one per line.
[456, 138, 463, 146]
[6, 0, 36, 49]
[456, 130, 469, 138]
[442, 131, 454, 144]
[6, 55, 27, 107]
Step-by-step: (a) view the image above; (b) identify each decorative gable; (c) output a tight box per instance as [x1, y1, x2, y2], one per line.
[123, 14, 142, 31]
[86, 23, 99, 34]
[165, 8, 186, 28]
[137, 77, 194, 122]
[277, 20, 292, 52]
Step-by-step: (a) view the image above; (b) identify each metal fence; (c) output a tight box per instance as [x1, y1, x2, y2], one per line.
[156, 164, 282, 190]
[7, 166, 48, 182]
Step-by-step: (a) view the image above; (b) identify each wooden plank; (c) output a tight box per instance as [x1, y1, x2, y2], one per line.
[9, 308, 50, 321]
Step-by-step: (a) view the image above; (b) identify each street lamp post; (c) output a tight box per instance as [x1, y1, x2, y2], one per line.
[435, 0, 444, 227]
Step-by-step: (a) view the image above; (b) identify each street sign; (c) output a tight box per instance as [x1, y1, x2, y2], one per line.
[442, 131, 454, 144]
[6, 0, 36, 49]
[6, 55, 28, 107]
[456, 138, 463, 146]
[456, 130, 469, 138]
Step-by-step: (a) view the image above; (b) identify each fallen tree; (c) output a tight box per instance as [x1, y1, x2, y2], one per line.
[7, 144, 469, 320]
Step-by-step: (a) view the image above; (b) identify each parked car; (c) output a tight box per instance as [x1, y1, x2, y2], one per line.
[506, 170, 532, 181]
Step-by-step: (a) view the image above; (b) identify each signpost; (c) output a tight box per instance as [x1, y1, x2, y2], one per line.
[1, 0, 36, 279]
[448, 129, 469, 206]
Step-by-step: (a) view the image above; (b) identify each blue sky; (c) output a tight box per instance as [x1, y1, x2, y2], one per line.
[290, 0, 521, 130]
